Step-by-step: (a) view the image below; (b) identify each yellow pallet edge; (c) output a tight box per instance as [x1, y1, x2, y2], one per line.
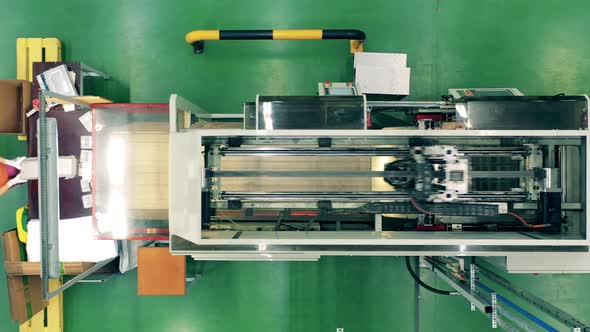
[16, 38, 62, 81]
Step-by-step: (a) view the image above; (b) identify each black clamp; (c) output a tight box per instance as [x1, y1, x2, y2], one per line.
[409, 137, 436, 147]
[533, 167, 546, 179]
[192, 41, 205, 54]
[441, 94, 454, 102]
[227, 200, 242, 210]
[318, 137, 332, 148]
[228, 136, 242, 147]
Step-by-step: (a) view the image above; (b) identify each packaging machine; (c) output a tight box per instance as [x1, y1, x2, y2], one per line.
[168, 94, 590, 261]
[32, 89, 590, 329]
[33, 89, 590, 304]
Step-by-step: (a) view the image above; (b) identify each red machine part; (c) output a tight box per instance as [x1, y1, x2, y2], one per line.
[416, 113, 444, 121]
[415, 224, 446, 231]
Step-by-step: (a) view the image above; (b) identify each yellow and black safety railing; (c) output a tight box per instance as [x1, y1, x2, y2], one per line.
[185, 29, 366, 54]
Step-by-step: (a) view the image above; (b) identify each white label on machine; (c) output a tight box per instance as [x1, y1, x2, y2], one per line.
[82, 194, 92, 209]
[80, 180, 91, 193]
[78, 160, 92, 182]
[80, 150, 92, 163]
[80, 136, 93, 149]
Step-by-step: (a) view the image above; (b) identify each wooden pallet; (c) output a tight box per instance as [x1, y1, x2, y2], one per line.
[16, 38, 62, 82]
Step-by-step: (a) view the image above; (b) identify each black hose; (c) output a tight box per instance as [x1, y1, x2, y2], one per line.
[322, 29, 366, 41]
[405, 256, 455, 296]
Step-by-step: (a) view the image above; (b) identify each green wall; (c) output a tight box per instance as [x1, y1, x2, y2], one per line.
[1, 0, 590, 331]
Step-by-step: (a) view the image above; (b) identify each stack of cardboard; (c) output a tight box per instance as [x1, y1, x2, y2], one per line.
[0, 80, 31, 135]
[2, 229, 116, 323]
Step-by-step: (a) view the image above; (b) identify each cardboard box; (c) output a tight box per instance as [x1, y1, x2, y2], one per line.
[138, 247, 186, 296]
[2, 230, 47, 323]
[0, 80, 31, 134]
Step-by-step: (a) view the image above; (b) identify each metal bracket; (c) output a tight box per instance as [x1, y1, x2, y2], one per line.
[470, 263, 476, 312]
[78, 273, 116, 284]
[45, 257, 117, 299]
[525, 144, 543, 200]
[374, 214, 383, 232]
[186, 274, 202, 291]
[491, 293, 498, 329]
[209, 146, 222, 200]
[428, 261, 490, 313]
[81, 63, 110, 79]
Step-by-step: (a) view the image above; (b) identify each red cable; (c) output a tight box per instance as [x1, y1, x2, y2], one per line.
[505, 211, 549, 229]
[409, 198, 440, 215]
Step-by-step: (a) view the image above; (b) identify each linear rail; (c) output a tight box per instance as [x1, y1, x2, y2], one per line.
[221, 191, 528, 202]
[220, 147, 528, 157]
[210, 170, 533, 178]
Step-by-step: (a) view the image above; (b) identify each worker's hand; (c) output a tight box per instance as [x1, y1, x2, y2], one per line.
[7, 174, 27, 187]
[3, 157, 26, 170]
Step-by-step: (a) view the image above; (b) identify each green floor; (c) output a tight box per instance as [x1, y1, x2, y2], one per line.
[1, 0, 590, 331]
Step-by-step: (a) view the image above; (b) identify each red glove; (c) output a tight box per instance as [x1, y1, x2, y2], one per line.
[33, 98, 40, 111]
